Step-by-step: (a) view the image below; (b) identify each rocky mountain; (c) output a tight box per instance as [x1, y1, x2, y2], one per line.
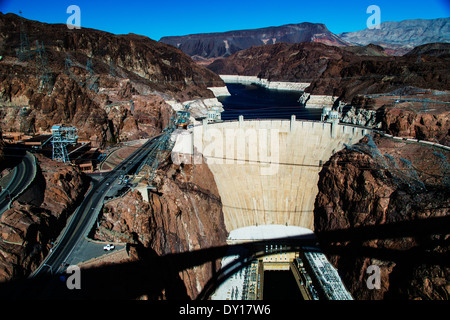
[92, 155, 227, 299]
[338, 18, 450, 55]
[208, 42, 353, 82]
[0, 12, 224, 146]
[404, 42, 450, 58]
[160, 22, 349, 63]
[0, 152, 90, 282]
[314, 135, 450, 300]
[160, 17, 450, 61]
[0, 13, 228, 293]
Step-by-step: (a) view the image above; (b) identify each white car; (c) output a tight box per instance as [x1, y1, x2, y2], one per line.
[103, 244, 115, 251]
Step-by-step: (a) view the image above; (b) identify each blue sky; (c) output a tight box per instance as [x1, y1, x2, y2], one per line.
[1, 0, 449, 40]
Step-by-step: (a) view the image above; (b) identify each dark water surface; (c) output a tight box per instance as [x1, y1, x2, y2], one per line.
[218, 83, 322, 121]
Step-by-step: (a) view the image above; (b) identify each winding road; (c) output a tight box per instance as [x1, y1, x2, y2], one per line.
[0, 151, 36, 216]
[32, 135, 161, 277]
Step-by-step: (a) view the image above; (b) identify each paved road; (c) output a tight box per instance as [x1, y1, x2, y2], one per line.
[0, 152, 36, 216]
[32, 135, 160, 277]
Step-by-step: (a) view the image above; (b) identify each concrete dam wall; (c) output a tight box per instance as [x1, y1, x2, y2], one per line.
[172, 119, 369, 233]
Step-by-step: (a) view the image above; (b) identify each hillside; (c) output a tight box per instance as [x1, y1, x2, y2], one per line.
[315, 135, 450, 300]
[160, 22, 349, 63]
[0, 12, 224, 146]
[338, 18, 450, 55]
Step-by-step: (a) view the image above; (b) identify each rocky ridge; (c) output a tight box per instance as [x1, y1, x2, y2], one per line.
[338, 18, 450, 55]
[0, 153, 89, 281]
[92, 156, 227, 299]
[314, 135, 450, 299]
[0, 12, 224, 147]
[160, 22, 349, 62]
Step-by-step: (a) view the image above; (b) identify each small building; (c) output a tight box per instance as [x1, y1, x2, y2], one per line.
[321, 107, 340, 123]
[207, 106, 222, 123]
[321, 106, 332, 122]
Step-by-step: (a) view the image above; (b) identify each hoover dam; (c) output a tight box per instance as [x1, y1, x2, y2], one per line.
[172, 117, 369, 232]
[171, 117, 369, 299]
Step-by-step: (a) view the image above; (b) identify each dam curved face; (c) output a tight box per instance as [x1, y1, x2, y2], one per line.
[172, 119, 368, 232]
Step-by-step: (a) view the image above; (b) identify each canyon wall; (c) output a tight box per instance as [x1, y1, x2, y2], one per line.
[219, 75, 310, 92]
[0, 13, 224, 147]
[0, 154, 89, 281]
[93, 157, 228, 299]
[314, 135, 449, 299]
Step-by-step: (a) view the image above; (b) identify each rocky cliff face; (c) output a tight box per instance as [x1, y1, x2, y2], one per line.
[348, 87, 450, 146]
[93, 157, 227, 299]
[0, 154, 89, 281]
[314, 135, 449, 299]
[379, 104, 450, 146]
[160, 22, 348, 62]
[208, 42, 351, 82]
[0, 13, 224, 146]
[307, 49, 450, 101]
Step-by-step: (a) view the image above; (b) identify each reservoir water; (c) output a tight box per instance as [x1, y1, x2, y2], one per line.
[218, 83, 322, 121]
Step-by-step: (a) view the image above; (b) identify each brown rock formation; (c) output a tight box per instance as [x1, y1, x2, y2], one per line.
[0, 12, 224, 146]
[208, 42, 351, 83]
[314, 135, 450, 300]
[160, 22, 349, 60]
[379, 105, 450, 146]
[0, 154, 89, 281]
[348, 88, 450, 146]
[93, 157, 227, 299]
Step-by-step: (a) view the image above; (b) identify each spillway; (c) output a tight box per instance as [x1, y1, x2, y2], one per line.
[172, 118, 369, 233]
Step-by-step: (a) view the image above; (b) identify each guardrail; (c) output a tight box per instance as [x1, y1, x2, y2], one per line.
[372, 129, 450, 152]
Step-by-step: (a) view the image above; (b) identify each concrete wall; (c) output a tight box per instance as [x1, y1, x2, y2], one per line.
[172, 119, 368, 232]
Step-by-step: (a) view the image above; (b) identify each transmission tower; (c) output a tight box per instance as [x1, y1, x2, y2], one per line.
[86, 58, 99, 92]
[35, 41, 53, 94]
[109, 60, 116, 77]
[136, 115, 184, 186]
[17, 11, 32, 61]
[65, 53, 73, 76]
[51, 125, 78, 163]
